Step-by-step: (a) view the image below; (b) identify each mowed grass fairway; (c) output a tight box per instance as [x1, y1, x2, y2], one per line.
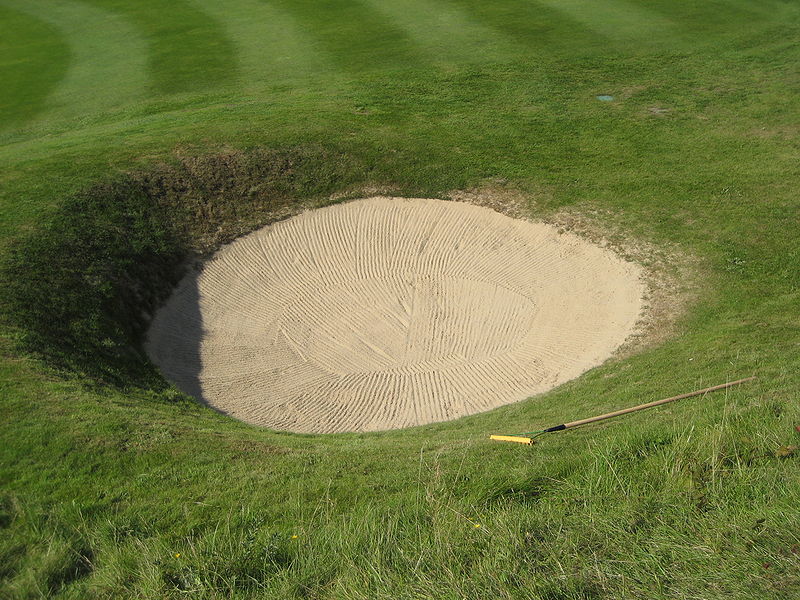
[1, 0, 800, 598]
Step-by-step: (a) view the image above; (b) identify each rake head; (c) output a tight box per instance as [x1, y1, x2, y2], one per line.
[489, 435, 536, 445]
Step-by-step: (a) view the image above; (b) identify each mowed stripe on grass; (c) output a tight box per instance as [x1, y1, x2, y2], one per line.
[0, 5, 69, 129]
[637, 0, 786, 34]
[2, 0, 781, 135]
[193, 0, 334, 86]
[84, 0, 238, 94]
[535, 0, 676, 44]
[361, 0, 520, 65]
[442, 0, 607, 53]
[264, 0, 429, 72]
[0, 0, 148, 125]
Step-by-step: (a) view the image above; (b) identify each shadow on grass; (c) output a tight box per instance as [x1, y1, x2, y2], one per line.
[46, 546, 94, 596]
[483, 476, 553, 506]
[0, 146, 366, 393]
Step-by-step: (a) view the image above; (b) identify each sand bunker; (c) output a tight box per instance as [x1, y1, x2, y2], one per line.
[146, 197, 645, 433]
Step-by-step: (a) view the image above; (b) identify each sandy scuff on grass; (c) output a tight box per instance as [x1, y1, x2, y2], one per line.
[146, 197, 645, 432]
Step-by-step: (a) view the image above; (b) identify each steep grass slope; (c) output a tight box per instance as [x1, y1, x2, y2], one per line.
[0, 0, 799, 598]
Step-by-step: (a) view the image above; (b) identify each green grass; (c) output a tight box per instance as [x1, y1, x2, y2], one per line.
[0, 5, 70, 129]
[1, 0, 799, 598]
[83, 0, 238, 94]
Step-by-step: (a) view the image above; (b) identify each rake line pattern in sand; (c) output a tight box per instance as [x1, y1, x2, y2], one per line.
[146, 197, 645, 433]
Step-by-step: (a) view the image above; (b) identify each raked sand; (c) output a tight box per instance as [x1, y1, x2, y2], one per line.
[146, 197, 645, 433]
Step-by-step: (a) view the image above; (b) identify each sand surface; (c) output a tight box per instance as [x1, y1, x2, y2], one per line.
[146, 197, 645, 433]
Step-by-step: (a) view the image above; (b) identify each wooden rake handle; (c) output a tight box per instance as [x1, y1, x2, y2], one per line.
[558, 376, 757, 430]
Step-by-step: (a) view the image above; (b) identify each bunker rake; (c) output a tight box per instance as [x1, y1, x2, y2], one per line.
[490, 376, 756, 445]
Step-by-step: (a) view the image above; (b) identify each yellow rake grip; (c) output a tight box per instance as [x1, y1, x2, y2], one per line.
[489, 435, 534, 445]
